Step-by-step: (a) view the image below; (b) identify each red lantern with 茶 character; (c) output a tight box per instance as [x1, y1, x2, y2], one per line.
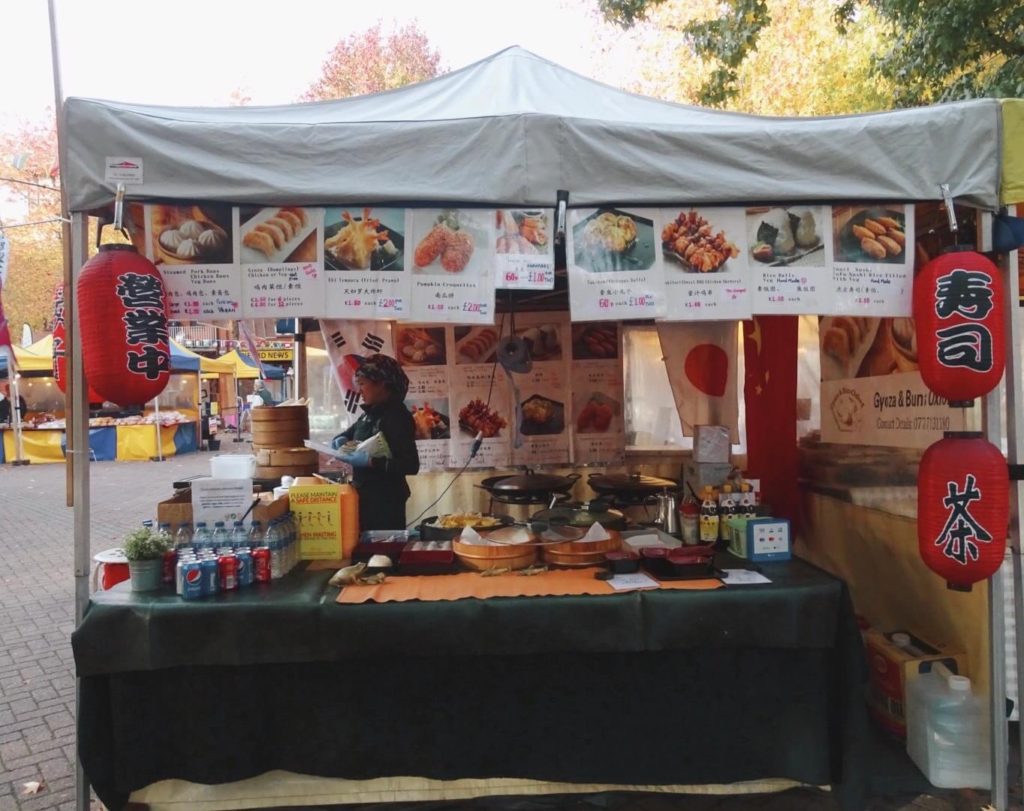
[913, 250, 1005, 403]
[918, 434, 1008, 590]
[76, 244, 170, 407]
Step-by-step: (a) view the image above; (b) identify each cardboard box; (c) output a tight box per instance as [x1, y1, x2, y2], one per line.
[156, 490, 288, 535]
[289, 482, 344, 560]
[864, 628, 966, 738]
[694, 425, 730, 463]
[682, 461, 733, 494]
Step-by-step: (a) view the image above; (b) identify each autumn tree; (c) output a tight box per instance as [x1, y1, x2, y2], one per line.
[302, 21, 443, 101]
[0, 115, 62, 333]
[597, 0, 1023, 107]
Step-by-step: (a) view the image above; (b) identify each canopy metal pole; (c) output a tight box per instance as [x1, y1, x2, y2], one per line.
[980, 210, 1008, 808]
[69, 212, 91, 811]
[9, 374, 26, 464]
[152, 395, 164, 461]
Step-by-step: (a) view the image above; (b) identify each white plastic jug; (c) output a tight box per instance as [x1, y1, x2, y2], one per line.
[906, 662, 990, 789]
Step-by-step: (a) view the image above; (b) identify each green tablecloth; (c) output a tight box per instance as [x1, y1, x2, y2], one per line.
[73, 556, 869, 811]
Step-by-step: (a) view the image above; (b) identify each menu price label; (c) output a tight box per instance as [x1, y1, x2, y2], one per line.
[323, 207, 410, 320]
[567, 208, 666, 321]
[495, 209, 555, 290]
[830, 204, 914, 317]
[747, 205, 834, 315]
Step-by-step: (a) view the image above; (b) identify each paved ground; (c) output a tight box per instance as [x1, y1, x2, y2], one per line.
[0, 449, 1018, 810]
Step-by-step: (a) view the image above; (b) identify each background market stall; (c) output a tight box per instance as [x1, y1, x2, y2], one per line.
[61, 48, 1023, 811]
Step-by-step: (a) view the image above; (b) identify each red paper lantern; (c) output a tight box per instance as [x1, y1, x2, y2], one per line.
[918, 435, 1008, 589]
[76, 244, 170, 407]
[51, 284, 104, 404]
[913, 251, 1004, 402]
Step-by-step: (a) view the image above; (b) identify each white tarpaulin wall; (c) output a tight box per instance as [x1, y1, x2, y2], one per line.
[63, 47, 1004, 213]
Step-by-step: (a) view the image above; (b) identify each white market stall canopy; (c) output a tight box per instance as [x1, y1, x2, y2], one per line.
[63, 47, 1011, 213]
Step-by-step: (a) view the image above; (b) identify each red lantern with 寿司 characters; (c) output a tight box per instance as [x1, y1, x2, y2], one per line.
[913, 250, 1005, 403]
[918, 434, 1008, 590]
[51, 284, 104, 404]
[76, 244, 170, 407]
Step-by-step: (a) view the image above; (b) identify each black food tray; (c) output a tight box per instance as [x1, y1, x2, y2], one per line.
[641, 556, 719, 581]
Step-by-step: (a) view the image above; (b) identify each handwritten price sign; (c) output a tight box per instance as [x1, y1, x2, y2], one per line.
[496, 256, 555, 290]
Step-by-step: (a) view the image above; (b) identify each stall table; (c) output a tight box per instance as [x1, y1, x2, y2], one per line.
[73, 555, 869, 811]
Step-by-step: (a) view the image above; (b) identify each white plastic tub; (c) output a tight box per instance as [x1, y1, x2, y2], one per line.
[210, 454, 256, 479]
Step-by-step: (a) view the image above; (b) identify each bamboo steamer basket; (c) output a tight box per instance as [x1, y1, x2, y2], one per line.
[541, 529, 621, 567]
[254, 447, 319, 468]
[452, 537, 537, 571]
[255, 463, 318, 479]
[251, 405, 309, 449]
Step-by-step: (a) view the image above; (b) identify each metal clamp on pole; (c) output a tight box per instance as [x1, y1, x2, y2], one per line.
[112, 182, 128, 240]
[555, 190, 569, 246]
[940, 183, 959, 236]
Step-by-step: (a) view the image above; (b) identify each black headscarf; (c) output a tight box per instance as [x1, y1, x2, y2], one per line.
[355, 354, 410, 401]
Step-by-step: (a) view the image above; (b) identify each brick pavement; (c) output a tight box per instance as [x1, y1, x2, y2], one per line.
[0, 449, 1016, 811]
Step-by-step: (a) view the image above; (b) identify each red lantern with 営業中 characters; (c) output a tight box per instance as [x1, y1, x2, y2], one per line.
[913, 250, 1005, 403]
[76, 244, 170, 407]
[51, 284, 104, 404]
[918, 434, 1008, 590]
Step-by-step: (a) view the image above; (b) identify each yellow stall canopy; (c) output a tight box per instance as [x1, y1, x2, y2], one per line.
[14, 336, 54, 373]
[167, 342, 234, 379]
[1002, 99, 1024, 205]
[215, 349, 264, 380]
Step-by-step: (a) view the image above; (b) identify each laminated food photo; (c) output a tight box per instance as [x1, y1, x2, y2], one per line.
[832, 205, 908, 264]
[150, 204, 234, 265]
[745, 206, 826, 268]
[820, 316, 919, 381]
[395, 326, 447, 366]
[513, 322, 563, 361]
[574, 391, 619, 434]
[572, 208, 656, 272]
[239, 205, 319, 265]
[454, 326, 500, 364]
[663, 208, 741, 273]
[519, 394, 565, 435]
[571, 323, 619, 360]
[457, 398, 506, 438]
[410, 208, 491, 276]
[323, 207, 404, 271]
[495, 209, 550, 255]
[406, 398, 451, 440]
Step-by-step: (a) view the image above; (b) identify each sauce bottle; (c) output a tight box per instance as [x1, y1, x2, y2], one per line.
[739, 482, 756, 519]
[719, 484, 736, 542]
[699, 487, 720, 543]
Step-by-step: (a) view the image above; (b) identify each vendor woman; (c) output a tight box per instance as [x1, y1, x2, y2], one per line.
[332, 354, 420, 530]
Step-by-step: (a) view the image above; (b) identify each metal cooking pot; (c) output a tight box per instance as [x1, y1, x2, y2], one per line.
[587, 472, 678, 498]
[529, 498, 628, 532]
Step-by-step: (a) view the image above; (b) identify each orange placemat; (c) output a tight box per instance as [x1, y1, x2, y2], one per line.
[335, 567, 722, 604]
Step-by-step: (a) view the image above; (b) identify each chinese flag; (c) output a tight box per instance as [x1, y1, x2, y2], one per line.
[743, 316, 799, 528]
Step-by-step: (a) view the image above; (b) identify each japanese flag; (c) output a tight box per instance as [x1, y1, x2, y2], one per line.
[657, 321, 738, 441]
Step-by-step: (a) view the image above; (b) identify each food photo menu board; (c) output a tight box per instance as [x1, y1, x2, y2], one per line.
[448, 324, 512, 468]
[658, 207, 752, 320]
[495, 208, 556, 290]
[237, 206, 325, 318]
[830, 204, 915, 316]
[748, 206, 835, 314]
[407, 209, 496, 325]
[395, 325, 451, 472]
[509, 313, 571, 466]
[323, 207, 410, 320]
[567, 208, 667, 321]
[569, 322, 626, 465]
[140, 204, 242, 319]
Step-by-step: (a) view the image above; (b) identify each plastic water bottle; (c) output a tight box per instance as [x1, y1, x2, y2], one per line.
[174, 522, 194, 550]
[211, 521, 230, 552]
[906, 664, 990, 788]
[247, 520, 264, 548]
[265, 520, 283, 580]
[230, 520, 248, 550]
[193, 522, 211, 552]
[157, 522, 173, 541]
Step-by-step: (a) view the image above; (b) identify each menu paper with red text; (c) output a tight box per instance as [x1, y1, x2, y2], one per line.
[569, 322, 625, 465]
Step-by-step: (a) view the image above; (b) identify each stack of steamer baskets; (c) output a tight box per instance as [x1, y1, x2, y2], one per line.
[251, 405, 318, 479]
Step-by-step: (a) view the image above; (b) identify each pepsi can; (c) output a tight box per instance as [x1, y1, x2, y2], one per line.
[200, 557, 219, 596]
[235, 549, 253, 587]
[181, 561, 204, 600]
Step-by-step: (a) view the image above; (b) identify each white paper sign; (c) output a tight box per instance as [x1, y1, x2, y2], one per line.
[569, 322, 625, 466]
[448, 323, 511, 468]
[721, 569, 772, 585]
[104, 156, 144, 185]
[830, 204, 914, 316]
[567, 208, 666, 321]
[607, 572, 661, 591]
[408, 209, 495, 324]
[323, 207, 410, 320]
[143, 204, 241, 319]
[495, 209, 555, 290]
[748, 206, 834, 314]
[395, 324, 452, 471]
[191, 477, 253, 528]
[239, 206, 325, 318]
[510, 313, 570, 466]
[659, 207, 752, 320]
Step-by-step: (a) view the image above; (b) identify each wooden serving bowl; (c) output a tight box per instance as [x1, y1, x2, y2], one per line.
[541, 529, 621, 567]
[452, 537, 537, 571]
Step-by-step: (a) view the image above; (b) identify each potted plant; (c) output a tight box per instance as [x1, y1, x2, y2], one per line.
[122, 526, 173, 592]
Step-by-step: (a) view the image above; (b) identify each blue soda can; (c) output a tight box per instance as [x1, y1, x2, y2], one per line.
[200, 557, 219, 596]
[181, 561, 204, 600]
[235, 549, 253, 587]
